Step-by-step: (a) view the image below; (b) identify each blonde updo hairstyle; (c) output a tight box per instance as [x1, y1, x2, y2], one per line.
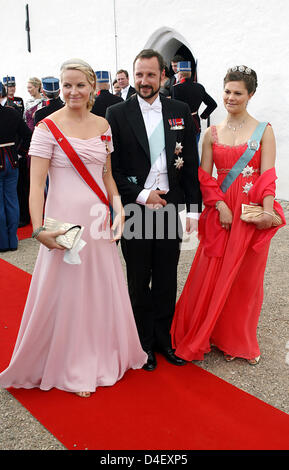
[28, 77, 42, 92]
[60, 58, 96, 111]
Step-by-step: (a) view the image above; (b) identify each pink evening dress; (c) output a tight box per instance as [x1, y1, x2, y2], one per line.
[0, 125, 147, 393]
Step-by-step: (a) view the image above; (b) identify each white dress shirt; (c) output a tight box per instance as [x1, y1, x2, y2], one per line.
[121, 85, 130, 100]
[136, 94, 198, 220]
[136, 95, 169, 205]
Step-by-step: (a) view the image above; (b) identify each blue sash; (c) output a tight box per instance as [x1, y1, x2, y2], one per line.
[148, 120, 165, 167]
[220, 122, 268, 193]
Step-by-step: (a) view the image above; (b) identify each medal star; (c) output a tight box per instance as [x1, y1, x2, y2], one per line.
[242, 165, 254, 178]
[174, 156, 184, 169]
[242, 181, 253, 194]
[175, 142, 183, 155]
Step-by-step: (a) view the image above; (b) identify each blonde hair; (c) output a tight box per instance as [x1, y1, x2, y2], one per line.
[28, 77, 42, 92]
[60, 58, 96, 110]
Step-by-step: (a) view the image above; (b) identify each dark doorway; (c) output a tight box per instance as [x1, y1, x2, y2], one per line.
[172, 44, 196, 80]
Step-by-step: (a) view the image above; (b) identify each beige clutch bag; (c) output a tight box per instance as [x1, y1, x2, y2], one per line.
[44, 217, 82, 249]
[240, 204, 282, 227]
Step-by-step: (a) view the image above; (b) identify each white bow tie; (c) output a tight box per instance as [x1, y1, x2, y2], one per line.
[141, 101, 162, 113]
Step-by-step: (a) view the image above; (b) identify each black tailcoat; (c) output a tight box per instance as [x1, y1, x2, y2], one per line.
[106, 94, 201, 351]
[125, 85, 136, 100]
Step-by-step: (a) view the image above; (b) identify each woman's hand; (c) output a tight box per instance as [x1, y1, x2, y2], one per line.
[36, 229, 66, 250]
[110, 210, 125, 242]
[248, 212, 273, 230]
[216, 201, 233, 230]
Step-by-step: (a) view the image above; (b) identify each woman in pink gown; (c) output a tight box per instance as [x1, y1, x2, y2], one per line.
[171, 65, 285, 365]
[0, 59, 147, 397]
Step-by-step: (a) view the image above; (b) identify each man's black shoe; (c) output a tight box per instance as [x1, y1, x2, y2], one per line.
[142, 351, 157, 371]
[162, 347, 186, 366]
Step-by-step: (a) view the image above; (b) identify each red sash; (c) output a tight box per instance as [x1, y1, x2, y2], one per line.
[40, 118, 111, 225]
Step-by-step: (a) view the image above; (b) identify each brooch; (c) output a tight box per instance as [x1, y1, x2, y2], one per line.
[175, 142, 183, 156]
[174, 156, 184, 170]
[127, 176, 137, 184]
[248, 139, 259, 151]
[242, 182, 253, 194]
[169, 118, 185, 130]
[101, 134, 111, 152]
[241, 165, 254, 178]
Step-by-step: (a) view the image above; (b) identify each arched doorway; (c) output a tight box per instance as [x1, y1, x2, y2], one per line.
[144, 27, 197, 79]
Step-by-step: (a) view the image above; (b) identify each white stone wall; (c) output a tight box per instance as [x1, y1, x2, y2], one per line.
[2, 0, 289, 199]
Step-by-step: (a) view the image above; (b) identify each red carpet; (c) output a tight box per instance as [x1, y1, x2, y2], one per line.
[1, 258, 289, 451]
[17, 223, 32, 240]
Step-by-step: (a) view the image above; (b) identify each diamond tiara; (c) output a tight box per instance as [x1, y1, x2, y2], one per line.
[228, 65, 252, 75]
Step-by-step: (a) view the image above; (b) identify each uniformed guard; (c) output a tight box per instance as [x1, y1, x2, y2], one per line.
[34, 76, 64, 125]
[3, 76, 24, 115]
[173, 61, 217, 149]
[91, 70, 123, 117]
[0, 81, 31, 251]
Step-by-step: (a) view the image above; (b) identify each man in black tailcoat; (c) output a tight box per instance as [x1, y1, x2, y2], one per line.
[106, 49, 202, 372]
[91, 71, 123, 118]
[34, 77, 64, 125]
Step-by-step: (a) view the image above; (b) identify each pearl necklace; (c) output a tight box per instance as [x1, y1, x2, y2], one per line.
[227, 119, 245, 132]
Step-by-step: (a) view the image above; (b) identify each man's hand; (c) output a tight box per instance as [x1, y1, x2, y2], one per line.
[146, 190, 167, 209]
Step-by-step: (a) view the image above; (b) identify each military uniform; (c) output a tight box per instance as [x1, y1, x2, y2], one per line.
[91, 71, 123, 118]
[3, 76, 24, 115]
[34, 76, 64, 125]
[34, 96, 64, 125]
[91, 89, 123, 117]
[173, 78, 217, 134]
[172, 62, 217, 136]
[0, 86, 31, 251]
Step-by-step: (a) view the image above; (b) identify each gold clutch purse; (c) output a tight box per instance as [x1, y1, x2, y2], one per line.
[240, 204, 282, 227]
[44, 217, 82, 249]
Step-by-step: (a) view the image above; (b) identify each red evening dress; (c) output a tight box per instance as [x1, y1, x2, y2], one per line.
[171, 124, 286, 361]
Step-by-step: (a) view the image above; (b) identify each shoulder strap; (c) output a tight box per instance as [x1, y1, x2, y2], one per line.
[220, 122, 268, 193]
[41, 118, 110, 210]
[210, 125, 219, 144]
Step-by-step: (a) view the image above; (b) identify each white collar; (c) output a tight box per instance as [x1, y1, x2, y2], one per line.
[137, 94, 161, 110]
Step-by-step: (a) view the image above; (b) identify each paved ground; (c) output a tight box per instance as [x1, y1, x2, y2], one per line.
[0, 201, 288, 450]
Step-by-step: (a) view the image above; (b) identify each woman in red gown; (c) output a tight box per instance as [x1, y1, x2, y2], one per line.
[171, 66, 286, 365]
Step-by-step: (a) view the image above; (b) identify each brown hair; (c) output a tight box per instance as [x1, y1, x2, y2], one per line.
[133, 49, 165, 73]
[116, 69, 129, 78]
[60, 58, 96, 110]
[224, 66, 258, 95]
